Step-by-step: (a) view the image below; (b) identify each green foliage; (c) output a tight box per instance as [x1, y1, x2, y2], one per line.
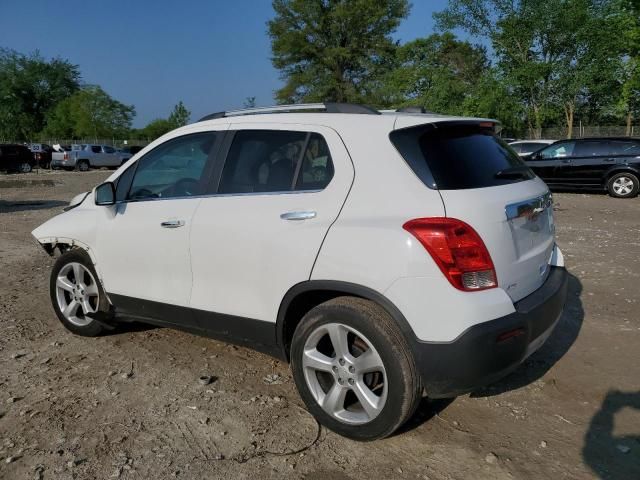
[168, 100, 190, 128]
[131, 101, 191, 141]
[380, 33, 489, 115]
[0, 49, 81, 140]
[44, 85, 135, 139]
[434, 0, 636, 137]
[268, 0, 409, 103]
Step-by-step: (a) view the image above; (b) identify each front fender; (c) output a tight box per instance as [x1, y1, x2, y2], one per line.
[31, 207, 101, 276]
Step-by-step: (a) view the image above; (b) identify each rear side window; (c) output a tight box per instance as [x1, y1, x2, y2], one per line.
[608, 141, 640, 156]
[219, 130, 334, 194]
[390, 124, 533, 190]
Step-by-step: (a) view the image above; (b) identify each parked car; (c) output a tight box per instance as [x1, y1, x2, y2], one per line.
[29, 143, 55, 169]
[51, 144, 132, 171]
[524, 137, 640, 198]
[509, 139, 556, 157]
[32, 103, 567, 440]
[0, 144, 37, 173]
[118, 145, 145, 156]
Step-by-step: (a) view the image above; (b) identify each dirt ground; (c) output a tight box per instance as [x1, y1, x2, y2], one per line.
[0, 169, 638, 480]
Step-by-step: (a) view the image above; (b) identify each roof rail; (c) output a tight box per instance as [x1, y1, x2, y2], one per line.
[197, 102, 379, 122]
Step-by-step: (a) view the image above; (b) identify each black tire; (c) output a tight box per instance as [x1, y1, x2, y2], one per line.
[77, 160, 90, 172]
[50, 249, 108, 336]
[18, 162, 32, 173]
[290, 297, 423, 441]
[607, 172, 639, 198]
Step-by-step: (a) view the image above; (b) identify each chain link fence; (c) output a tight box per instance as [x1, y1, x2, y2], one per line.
[529, 125, 635, 140]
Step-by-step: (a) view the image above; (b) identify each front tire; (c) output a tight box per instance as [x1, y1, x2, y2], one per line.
[607, 172, 639, 198]
[290, 297, 423, 441]
[50, 249, 108, 336]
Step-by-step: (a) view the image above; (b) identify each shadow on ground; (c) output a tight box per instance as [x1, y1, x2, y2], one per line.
[0, 199, 67, 213]
[583, 390, 640, 479]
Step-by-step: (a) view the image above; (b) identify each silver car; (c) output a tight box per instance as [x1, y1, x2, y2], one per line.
[51, 144, 132, 171]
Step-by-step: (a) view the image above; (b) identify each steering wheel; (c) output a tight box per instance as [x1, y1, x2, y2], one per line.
[168, 177, 201, 197]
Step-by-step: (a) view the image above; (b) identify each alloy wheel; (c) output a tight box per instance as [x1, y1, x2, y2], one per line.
[55, 262, 100, 326]
[612, 176, 634, 196]
[302, 323, 387, 425]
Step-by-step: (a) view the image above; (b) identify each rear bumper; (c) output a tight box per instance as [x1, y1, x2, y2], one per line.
[414, 266, 568, 398]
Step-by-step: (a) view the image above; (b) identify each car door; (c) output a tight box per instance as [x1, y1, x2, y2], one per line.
[102, 145, 119, 167]
[530, 141, 576, 184]
[566, 140, 612, 186]
[94, 129, 224, 327]
[189, 125, 354, 341]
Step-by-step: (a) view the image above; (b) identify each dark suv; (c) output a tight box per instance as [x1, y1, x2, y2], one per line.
[0, 144, 36, 173]
[524, 138, 640, 198]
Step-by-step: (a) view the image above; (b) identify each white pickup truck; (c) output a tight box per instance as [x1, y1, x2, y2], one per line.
[51, 144, 132, 171]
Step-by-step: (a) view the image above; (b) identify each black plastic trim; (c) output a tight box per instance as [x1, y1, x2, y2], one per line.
[276, 280, 417, 359]
[414, 266, 569, 398]
[108, 293, 282, 358]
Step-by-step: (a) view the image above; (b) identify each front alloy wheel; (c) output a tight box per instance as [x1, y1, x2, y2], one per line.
[55, 262, 100, 326]
[50, 249, 107, 336]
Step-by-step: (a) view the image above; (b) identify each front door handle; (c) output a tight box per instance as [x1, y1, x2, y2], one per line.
[160, 220, 185, 228]
[280, 211, 317, 221]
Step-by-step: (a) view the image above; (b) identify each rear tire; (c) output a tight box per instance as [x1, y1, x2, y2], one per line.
[18, 162, 32, 173]
[50, 249, 108, 336]
[607, 172, 639, 198]
[77, 160, 90, 172]
[290, 297, 423, 441]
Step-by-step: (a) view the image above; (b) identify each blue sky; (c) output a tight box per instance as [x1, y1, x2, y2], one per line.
[1, 0, 452, 127]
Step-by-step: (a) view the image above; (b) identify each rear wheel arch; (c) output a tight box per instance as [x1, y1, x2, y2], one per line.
[276, 280, 417, 361]
[604, 166, 639, 182]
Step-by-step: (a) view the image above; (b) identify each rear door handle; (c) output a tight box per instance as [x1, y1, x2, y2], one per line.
[280, 211, 317, 221]
[160, 220, 185, 228]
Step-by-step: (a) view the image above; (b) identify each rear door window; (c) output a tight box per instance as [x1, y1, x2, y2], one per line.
[573, 141, 611, 157]
[91, 145, 101, 154]
[218, 130, 334, 194]
[390, 124, 534, 190]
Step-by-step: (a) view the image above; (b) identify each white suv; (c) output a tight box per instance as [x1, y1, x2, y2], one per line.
[32, 103, 568, 440]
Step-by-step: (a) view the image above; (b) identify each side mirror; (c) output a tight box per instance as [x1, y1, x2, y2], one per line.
[95, 181, 116, 206]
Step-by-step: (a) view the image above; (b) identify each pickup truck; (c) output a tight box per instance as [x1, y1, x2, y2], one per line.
[51, 144, 132, 171]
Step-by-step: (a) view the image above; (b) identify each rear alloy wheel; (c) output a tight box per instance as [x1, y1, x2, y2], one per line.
[77, 160, 90, 172]
[607, 172, 639, 198]
[19, 162, 32, 173]
[50, 249, 108, 336]
[291, 297, 423, 440]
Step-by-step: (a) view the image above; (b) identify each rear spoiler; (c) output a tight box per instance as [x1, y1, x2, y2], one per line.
[394, 117, 503, 135]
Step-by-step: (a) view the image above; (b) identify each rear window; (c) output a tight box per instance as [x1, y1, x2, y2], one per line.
[390, 124, 534, 190]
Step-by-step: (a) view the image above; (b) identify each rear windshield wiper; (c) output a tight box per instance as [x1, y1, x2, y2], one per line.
[494, 166, 533, 179]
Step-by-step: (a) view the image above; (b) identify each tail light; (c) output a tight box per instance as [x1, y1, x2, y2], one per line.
[63, 152, 68, 160]
[403, 217, 497, 291]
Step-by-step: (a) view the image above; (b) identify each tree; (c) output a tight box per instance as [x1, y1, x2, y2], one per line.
[243, 96, 256, 108]
[132, 118, 174, 140]
[434, 0, 621, 138]
[44, 85, 135, 139]
[0, 49, 80, 140]
[379, 33, 489, 115]
[268, 0, 409, 104]
[168, 100, 190, 128]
